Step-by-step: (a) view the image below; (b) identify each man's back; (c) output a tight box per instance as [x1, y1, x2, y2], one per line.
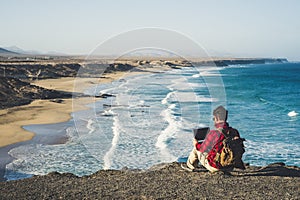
[186, 106, 245, 172]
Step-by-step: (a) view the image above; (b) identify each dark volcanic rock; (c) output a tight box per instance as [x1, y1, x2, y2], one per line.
[104, 63, 135, 73]
[0, 77, 72, 109]
[0, 62, 100, 109]
[0, 63, 81, 79]
[95, 93, 116, 98]
[0, 162, 299, 199]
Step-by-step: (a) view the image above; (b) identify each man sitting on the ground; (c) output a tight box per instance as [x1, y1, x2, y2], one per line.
[186, 105, 242, 172]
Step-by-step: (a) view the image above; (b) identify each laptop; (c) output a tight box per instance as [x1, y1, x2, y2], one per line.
[193, 127, 210, 141]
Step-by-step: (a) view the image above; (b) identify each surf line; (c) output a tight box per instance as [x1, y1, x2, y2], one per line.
[103, 115, 120, 169]
[156, 90, 178, 162]
[86, 119, 96, 134]
[156, 104, 177, 162]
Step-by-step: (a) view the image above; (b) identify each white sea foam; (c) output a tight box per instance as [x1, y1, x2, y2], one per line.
[199, 71, 221, 77]
[161, 91, 175, 105]
[155, 104, 178, 161]
[5, 138, 103, 180]
[101, 109, 117, 117]
[86, 119, 95, 134]
[244, 140, 300, 166]
[196, 66, 224, 71]
[103, 115, 121, 169]
[192, 73, 201, 78]
[172, 82, 205, 91]
[168, 103, 176, 109]
[193, 66, 224, 77]
[288, 110, 298, 117]
[226, 64, 250, 69]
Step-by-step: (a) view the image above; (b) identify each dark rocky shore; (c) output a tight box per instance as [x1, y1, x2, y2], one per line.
[0, 162, 299, 199]
[0, 60, 137, 109]
[0, 77, 73, 109]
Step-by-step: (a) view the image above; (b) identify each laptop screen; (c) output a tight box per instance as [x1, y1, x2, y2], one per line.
[193, 127, 210, 141]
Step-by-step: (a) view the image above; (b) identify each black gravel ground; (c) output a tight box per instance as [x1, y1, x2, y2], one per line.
[0, 162, 299, 199]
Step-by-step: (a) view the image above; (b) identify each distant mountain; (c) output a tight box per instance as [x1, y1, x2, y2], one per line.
[0, 47, 19, 55]
[5, 46, 41, 55]
[5, 46, 67, 56]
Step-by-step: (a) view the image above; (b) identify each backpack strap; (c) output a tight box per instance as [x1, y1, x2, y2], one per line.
[213, 128, 227, 165]
[217, 127, 230, 139]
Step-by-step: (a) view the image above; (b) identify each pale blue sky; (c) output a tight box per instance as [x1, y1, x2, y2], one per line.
[1, 0, 300, 60]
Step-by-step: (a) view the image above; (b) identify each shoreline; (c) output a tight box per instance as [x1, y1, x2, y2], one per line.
[0, 72, 129, 148]
[0, 70, 148, 181]
[0, 72, 123, 180]
[0, 121, 71, 181]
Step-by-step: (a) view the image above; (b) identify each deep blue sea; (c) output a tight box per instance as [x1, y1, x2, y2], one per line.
[5, 62, 300, 180]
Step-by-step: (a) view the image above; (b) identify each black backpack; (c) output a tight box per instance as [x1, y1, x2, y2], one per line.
[215, 128, 246, 170]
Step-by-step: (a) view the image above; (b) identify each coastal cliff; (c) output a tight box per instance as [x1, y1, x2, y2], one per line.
[0, 162, 299, 199]
[0, 77, 72, 109]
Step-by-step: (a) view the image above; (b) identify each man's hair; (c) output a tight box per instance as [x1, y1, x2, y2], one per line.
[213, 106, 228, 121]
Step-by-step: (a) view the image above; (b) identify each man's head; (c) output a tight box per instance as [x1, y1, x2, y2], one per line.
[213, 106, 228, 123]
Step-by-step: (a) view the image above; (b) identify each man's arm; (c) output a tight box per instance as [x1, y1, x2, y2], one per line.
[196, 130, 222, 153]
[194, 139, 201, 150]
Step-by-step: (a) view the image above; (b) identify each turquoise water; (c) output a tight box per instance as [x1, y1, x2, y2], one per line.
[222, 63, 300, 166]
[5, 62, 300, 180]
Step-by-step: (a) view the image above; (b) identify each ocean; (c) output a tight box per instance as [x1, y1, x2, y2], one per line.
[4, 62, 300, 180]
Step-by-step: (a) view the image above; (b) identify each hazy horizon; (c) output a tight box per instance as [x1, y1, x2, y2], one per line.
[1, 1, 300, 61]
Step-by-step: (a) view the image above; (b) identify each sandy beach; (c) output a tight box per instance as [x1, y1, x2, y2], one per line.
[0, 72, 128, 148]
